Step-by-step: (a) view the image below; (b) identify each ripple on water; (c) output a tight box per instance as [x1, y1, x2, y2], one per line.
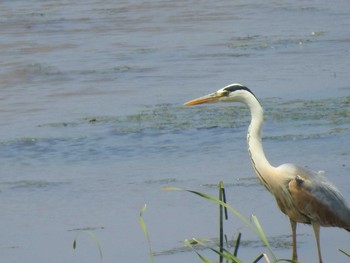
[0, 180, 69, 191]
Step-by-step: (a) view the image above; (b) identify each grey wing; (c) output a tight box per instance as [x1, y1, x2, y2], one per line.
[288, 166, 350, 229]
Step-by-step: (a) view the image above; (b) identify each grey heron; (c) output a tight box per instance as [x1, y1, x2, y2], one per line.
[184, 83, 350, 263]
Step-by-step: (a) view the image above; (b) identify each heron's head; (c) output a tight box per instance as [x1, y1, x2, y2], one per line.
[183, 83, 256, 106]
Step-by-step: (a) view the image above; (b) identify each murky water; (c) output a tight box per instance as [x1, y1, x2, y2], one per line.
[0, 1, 350, 262]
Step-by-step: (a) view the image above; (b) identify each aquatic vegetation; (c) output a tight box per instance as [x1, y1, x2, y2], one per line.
[339, 248, 350, 259]
[71, 180, 349, 262]
[30, 96, 348, 134]
[94, 96, 350, 136]
[72, 230, 103, 263]
[0, 180, 68, 190]
[139, 204, 155, 263]
[1, 96, 348, 166]
[140, 182, 303, 263]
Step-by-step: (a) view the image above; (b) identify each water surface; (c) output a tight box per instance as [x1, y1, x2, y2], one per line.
[0, 1, 350, 262]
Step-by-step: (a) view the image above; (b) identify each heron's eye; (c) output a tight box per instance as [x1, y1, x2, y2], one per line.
[221, 90, 230, 96]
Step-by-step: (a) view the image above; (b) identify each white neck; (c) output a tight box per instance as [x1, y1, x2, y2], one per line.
[241, 93, 275, 190]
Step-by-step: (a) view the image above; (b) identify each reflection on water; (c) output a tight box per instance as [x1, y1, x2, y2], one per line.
[0, 0, 349, 263]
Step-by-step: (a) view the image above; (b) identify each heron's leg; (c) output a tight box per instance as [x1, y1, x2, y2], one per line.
[290, 219, 298, 261]
[312, 222, 323, 263]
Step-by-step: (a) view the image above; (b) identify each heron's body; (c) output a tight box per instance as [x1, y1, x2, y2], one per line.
[184, 84, 350, 263]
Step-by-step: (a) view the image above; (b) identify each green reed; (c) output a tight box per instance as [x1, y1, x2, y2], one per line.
[140, 182, 302, 263]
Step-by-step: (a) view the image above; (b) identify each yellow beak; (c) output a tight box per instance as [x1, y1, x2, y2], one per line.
[183, 92, 223, 106]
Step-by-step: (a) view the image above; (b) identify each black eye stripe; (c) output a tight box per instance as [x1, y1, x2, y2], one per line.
[223, 84, 257, 98]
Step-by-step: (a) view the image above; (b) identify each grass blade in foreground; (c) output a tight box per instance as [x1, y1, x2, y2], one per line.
[185, 238, 244, 263]
[163, 186, 278, 261]
[219, 181, 225, 263]
[72, 230, 103, 263]
[184, 239, 212, 263]
[251, 215, 275, 261]
[139, 204, 155, 263]
[339, 248, 350, 258]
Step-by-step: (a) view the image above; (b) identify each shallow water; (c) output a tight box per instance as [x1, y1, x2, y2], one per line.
[0, 1, 350, 262]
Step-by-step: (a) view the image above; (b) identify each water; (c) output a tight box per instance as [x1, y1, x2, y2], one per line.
[0, 1, 350, 262]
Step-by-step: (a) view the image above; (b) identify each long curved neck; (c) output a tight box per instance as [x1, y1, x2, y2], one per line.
[242, 94, 275, 190]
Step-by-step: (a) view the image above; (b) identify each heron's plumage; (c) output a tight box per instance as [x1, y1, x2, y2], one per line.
[270, 163, 350, 228]
[286, 165, 350, 228]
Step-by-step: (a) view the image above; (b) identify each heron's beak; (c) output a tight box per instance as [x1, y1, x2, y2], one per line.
[183, 92, 223, 106]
